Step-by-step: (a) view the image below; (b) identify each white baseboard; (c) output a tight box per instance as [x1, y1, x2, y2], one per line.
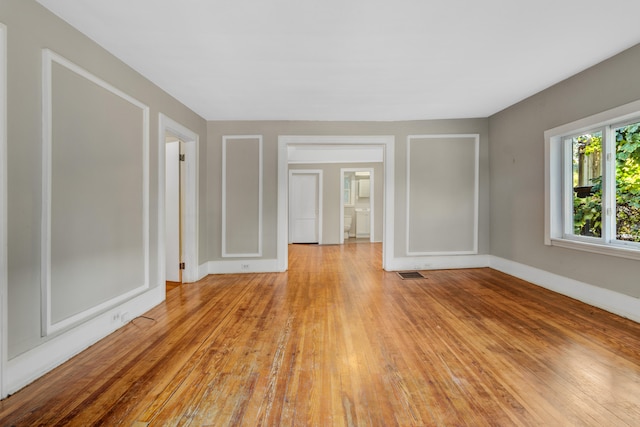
[197, 262, 209, 281]
[5, 285, 165, 396]
[490, 256, 640, 323]
[205, 258, 282, 275]
[386, 254, 490, 271]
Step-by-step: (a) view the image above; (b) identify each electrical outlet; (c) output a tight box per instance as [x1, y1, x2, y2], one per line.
[120, 311, 130, 323]
[111, 312, 120, 323]
[241, 263, 250, 271]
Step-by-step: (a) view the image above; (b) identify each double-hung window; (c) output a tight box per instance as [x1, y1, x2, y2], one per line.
[545, 102, 640, 260]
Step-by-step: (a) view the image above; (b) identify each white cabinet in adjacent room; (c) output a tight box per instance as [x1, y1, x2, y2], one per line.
[355, 208, 370, 237]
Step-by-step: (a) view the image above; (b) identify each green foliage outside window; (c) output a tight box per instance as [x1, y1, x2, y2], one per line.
[573, 125, 640, 242]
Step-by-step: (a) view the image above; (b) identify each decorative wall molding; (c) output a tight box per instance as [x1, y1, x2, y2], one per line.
[158, 114, 199, 283]
[406, 134, 479, 256]
[222, 135, 263, 258]
[490, 256, 640, 323]
[41, 49, 150, 335]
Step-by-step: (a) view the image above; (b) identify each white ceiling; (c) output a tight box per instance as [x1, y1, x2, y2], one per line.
[36, 0, 640, 121]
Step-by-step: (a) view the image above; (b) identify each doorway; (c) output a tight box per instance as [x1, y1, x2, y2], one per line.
[158, 114, 199, 286]
[289, 170, 323, 244]
[277, 135, 395, 272]
[340, 168, 374, 244]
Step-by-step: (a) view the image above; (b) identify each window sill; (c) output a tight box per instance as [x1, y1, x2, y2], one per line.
[550, 238, 640, 261]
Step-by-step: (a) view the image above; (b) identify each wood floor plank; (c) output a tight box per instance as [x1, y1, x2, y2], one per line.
[1, 242, 639, 426]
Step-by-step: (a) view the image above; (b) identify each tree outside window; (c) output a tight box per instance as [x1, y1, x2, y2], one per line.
[571, 123, 640, 243]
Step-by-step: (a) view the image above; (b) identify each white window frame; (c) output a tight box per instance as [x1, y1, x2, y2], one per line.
[545, 100, 640, 261]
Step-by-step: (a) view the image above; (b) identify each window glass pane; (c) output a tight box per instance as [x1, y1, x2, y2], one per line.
[614, 123, 640, 243]
[571, 131, 602, 237]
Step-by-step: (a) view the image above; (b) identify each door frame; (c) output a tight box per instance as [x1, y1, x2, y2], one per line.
[158, 114, 199, 284]
[288, 170, 323, 244]
[340, 167, 374, 244]
[164, 138, 182, 283]
[0, 22, 7, 398]
[277, 135, 395, 272]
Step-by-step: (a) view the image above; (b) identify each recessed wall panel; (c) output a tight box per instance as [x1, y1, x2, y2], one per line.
[222, 136, 262, 257]
[44, 51, 149, 333]
[407, 135, 478, 255]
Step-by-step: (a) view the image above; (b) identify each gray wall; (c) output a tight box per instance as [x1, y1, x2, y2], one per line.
[407, 136, 478, 254]
[289, 162, 384, 245]
[206, 119, 490, 261]
[3, 0, 207, 357]
[489, 44, 640, 299]
[223, 137, 262, 255]
[50, 59, 146, 324]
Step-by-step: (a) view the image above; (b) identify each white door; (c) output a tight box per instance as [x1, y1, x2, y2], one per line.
[165, 140, 181, 282]
[289, 172, 321, 243]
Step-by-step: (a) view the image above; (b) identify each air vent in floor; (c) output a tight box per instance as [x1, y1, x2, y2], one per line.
[397, 271, 426, 280]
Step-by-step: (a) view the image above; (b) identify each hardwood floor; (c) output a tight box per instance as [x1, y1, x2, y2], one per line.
[1, 243, 639, 426]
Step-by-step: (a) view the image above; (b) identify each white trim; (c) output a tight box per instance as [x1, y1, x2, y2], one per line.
[287, 145, 384, 164]
[288, 170, 323, 244]
[158, 114, 200, 283]
[204, 259, 280, 275]
[198, 262, 209, 282]
[278, 135, 394, 271]
[387, 255, 490, 271]
[6, 285, 164, 395]
[340, 168, 375, 244]
[222, 135, 263, 258]
[406, 134, 479, 256]
[490, 256, 640, 324]
[0, 22, 7, 399]
[41, 49, 150, 336]
[549, 238, 640, 261]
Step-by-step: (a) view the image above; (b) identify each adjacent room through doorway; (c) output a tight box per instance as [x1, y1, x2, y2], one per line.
[279, 136, 392, 271]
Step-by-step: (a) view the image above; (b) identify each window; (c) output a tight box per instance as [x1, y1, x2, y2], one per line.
[545, 102, 640, 260]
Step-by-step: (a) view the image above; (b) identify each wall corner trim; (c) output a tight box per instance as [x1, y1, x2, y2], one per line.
[489, 256, 640, 323]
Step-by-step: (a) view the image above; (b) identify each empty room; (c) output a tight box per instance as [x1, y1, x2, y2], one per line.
[0, 0, 639, 425]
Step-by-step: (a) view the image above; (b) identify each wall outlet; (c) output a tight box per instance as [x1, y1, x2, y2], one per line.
[111, 311, 129, 324]
[241, 263, 250, 271]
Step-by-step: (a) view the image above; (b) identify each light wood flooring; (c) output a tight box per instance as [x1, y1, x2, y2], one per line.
[1, 242, 639, 426]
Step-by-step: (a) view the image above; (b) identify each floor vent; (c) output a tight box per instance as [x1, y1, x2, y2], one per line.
[397, 271, 426, 280]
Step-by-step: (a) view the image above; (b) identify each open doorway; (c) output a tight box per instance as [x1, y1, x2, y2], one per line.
[277, 136, 395, 272]
[158, 114, 199, 290]
[340, 168, 374, 244]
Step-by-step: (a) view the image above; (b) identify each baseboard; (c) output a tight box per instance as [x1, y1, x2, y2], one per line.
[206, 258, 282, 275]
[197, 262, 209, 281]
[489, 256, 640, 323]
[386, 254, 490, 271]
[5, 285, 165, 395]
